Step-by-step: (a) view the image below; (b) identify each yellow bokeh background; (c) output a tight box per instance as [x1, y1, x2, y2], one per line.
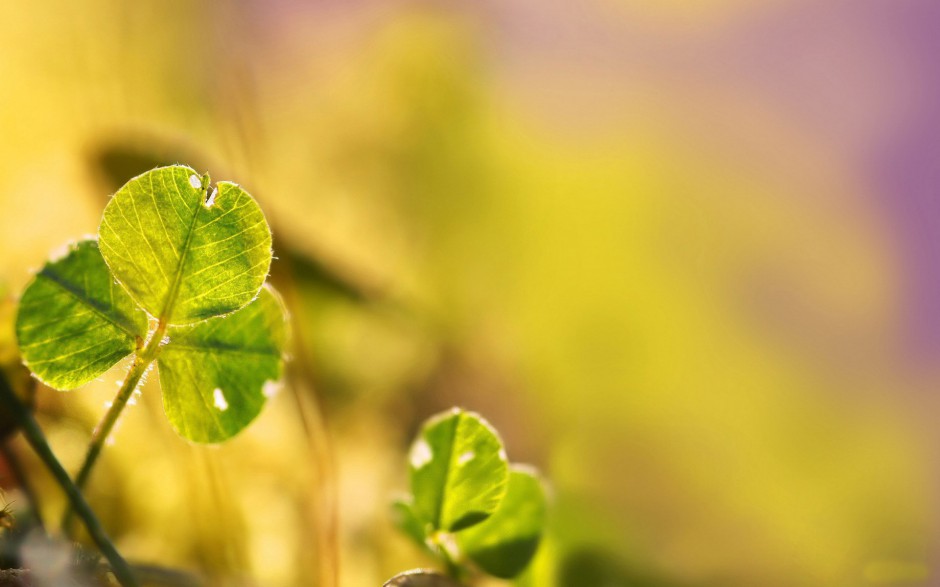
[0, 1, 936, 586]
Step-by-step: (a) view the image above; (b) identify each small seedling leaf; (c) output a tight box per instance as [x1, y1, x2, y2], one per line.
[409, 408, 509, 532]
[15, 240, 148, 389]
[99, 165, 271, 325]
[457, 466, 547, 579]
[158, 285, 288, 443]
[391, 497, 432, 552]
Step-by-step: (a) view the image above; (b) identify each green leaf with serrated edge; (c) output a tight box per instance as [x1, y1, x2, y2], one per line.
[157, 285, 287, 443]
[98, 165, 272, 325]
[457, 466, 547, 579]
[392, 497, 432, 552]
[15, 240, 148, 390]
[409, 409, 509, 532]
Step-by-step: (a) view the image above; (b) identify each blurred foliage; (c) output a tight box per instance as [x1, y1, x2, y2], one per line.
[0, 0, 934, 586]
[557, 548, 689, 587]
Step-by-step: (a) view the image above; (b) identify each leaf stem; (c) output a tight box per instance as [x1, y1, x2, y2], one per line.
[430, 532, 467, 582]
[0, 380, 139, 587]
[62, 320, 168, 536]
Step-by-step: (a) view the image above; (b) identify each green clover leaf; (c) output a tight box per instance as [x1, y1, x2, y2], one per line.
[391, 497, 432, 553]
[409, 408, 509, 533]
[15, 166, 287, 444]
[16, 240, 148, 389]
[98, 165, 271, 325]
[457, 466, 548, 579]
[158, 286, 288, 443]
[10, 164, 291, 585]
[396, 410, 548, 582]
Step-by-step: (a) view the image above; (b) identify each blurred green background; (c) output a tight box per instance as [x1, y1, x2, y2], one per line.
[0, 1, 937, 586]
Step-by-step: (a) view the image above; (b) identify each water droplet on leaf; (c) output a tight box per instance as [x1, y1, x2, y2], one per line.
[213, 388, 228, 411]
[262, 380, 281, 398]
[458, 451, 475, 466]
[410, 439, 433, 469]
[48, 243, 72, 263]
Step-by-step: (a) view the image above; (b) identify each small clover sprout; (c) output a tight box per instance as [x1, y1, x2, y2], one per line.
[391, 408, 548, 583]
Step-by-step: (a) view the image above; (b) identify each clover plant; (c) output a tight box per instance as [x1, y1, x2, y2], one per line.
[17, 165, 287, 443]
[389, 408, 548, 585]
[10, 165, 288, 586]
[8, 165, 544, 587]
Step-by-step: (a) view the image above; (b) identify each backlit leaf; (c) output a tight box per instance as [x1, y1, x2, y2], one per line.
[15, 240, 148, 389]
[457, 466, 547, 579]
[157, 285, 288, 443]
[98, 165, 271, 325]
[409, 408, 509, 532]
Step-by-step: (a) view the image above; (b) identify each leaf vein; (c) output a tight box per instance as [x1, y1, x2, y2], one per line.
[185, 259, 269, 303]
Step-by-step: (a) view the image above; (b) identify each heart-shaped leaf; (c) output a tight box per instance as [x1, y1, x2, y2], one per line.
[157, 285, 288, 443]
[98, 165, 271, 325]
[457, 466, 547, 579]
[15, 240, 148, 389]
[409, 409, 509, 532]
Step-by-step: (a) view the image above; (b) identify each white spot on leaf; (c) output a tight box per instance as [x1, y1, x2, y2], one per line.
[458, 450, 475, 466]
[205, 187, 218, 208]
[410, 439, 433, 469]
[189, 174, 201, 189]
[48, 243, 72, 263]
[262, 380, 281, 398]
[213, 388, 229, 411]
[498, 448, 508, 462]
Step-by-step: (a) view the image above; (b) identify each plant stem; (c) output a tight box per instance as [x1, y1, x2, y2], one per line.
[430, 532, 466, 582]
[278, 270, 340, 587]
[0, 382, 139, 587]
[62, 320, 167, 536]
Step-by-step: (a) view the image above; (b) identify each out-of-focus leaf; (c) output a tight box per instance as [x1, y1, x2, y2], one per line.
[98, 165, 272, 325]
[278, 247, 379, 305]
[457, 466, 547, 579]
[559, 548, 690, 587]
[391, 497, 431, 552]
[15, 240, 148, 390]
[383, 569, 462, 587]
[90, 140, 209, 196]
[409, 408, 508, 532]
[158, 286, 288, 443]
